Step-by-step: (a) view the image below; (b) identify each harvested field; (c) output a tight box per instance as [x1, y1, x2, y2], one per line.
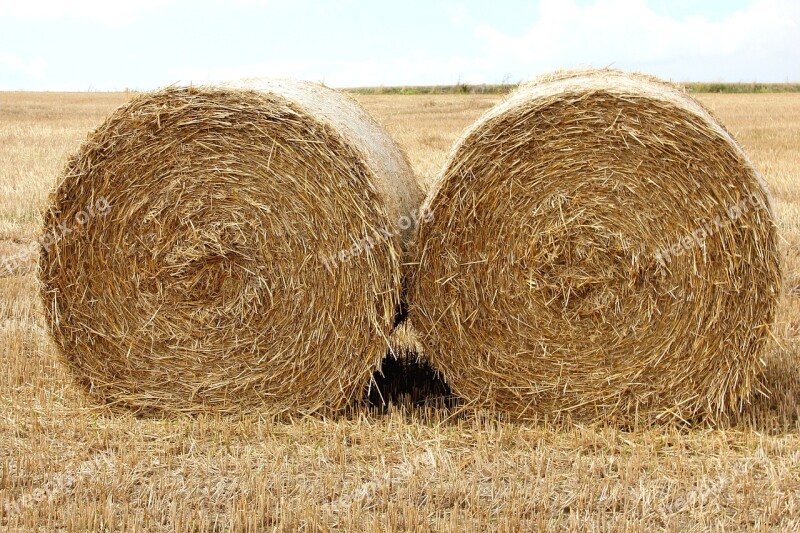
[0, 90, 799, 530]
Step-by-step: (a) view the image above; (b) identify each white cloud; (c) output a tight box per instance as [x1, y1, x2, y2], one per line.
[14, 0, 795, 89]
[0, 53, 47, 77]
[170, 0, 799, 89]
[0, 0, 176, 26]
[449, 3, 466, 26]
[473, 0, 800, 82]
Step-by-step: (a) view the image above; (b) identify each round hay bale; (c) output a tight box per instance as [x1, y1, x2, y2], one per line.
[39, 81, 423, 414]
[408, 69, 781, 423]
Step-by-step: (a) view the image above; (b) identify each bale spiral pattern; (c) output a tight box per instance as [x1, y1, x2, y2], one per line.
[40, 82, 421, 414]
[408, 70, 780, 422]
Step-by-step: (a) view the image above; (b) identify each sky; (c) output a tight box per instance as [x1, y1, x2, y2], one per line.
[0, 0, 798, 91]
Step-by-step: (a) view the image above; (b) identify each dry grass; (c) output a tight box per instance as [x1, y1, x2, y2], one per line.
[0, 89, 799, 530]
[407, 70, 781, 424]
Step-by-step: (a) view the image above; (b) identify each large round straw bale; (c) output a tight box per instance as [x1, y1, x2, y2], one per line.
[39, 81, 422, 414]
[408, 69, 781, 423]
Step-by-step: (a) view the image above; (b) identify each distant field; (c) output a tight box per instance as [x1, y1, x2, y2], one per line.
[0, 92, 799, 530]
[348, 82, 800, 95]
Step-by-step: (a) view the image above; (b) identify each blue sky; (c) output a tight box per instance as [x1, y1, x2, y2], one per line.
[0, 0, 797, 91]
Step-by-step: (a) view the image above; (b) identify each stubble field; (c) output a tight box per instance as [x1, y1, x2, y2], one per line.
[0, 91, 799, 531]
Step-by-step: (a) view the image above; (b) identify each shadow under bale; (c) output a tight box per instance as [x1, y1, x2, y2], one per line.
[365, 353, 455, 410]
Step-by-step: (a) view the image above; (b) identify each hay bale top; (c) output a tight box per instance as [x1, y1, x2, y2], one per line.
[228, 79, 423, 244]
[425, 68, 772, 214]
